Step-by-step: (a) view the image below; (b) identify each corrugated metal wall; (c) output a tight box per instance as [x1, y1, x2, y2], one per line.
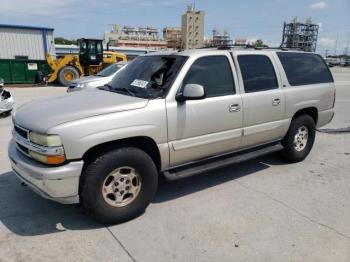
[46, 31, 55, 55]
[0, 27, 55, 60]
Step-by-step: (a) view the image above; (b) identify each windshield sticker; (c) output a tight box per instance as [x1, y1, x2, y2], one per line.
[131, 79, 149, 88]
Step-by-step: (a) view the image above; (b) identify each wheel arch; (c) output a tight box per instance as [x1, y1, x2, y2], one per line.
[82, 136, 162, 171]
[292, 107, 318, 125]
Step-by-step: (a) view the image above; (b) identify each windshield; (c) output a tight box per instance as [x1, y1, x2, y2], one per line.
[96, 62, 126, 77]
[103, 55, 187, 99]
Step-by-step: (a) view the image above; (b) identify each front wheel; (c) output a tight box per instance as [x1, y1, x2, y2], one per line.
[282, 114, 316, 163]
[57, 66, 80, 86]
[80, 147, 158, 224]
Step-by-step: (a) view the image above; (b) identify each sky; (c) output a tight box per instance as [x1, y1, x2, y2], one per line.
[1, 0, 349, 55]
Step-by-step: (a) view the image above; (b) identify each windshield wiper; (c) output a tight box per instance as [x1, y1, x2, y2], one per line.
[116, 86, 137, 97]
[99, 84, 137, 97]
[98, 84, 112, 91]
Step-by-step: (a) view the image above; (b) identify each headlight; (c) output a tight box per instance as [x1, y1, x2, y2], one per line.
[28, 132, 65, 164]
[29, 132, 63, 147]
[76, 83, 86, 88]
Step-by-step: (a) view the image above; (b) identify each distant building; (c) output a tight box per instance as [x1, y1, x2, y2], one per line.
[181, 6, 205, 49]
[281, 17, 319, 52]
[104, 24, 167, 50]
[234, 38, 247, 46]
[211, 28, 233, 47]
[163, 27, 182, 50]
[203, 28, 233, 47]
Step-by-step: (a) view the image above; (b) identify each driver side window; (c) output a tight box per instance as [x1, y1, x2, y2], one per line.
[183, 56, 235, 97]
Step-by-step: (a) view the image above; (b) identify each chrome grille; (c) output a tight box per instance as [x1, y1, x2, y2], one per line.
[16, 142, 30, 156]
[12, 124, 65, 158]
[14, 125, 28, 140]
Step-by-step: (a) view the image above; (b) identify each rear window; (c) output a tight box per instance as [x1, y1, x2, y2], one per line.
[277, 52, 333, 86]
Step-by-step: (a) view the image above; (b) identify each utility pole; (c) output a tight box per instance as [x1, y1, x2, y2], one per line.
[346, 32, 349, 56]
[334, 32, 339, 56]
[325, 49, 329, 58]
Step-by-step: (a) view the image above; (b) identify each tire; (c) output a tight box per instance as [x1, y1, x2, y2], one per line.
[80, 147, 158, 224]
[57, 66, 80, 86]
[282, 114, 316, 163]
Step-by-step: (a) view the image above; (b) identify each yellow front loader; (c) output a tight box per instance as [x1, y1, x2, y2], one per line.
[46, 38, 127, 86]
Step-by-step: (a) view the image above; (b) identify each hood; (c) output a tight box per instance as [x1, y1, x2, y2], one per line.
[14, 89, 149, 133]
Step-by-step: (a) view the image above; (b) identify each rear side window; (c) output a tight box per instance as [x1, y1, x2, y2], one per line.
[277, 52, 333, 86]
[238, 55, 278, 93]
[183, 56, 235, 97]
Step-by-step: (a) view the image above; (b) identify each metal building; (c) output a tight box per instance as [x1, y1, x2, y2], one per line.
[0, 24, 54, 83]
[281, 18, 319, 52]
[0, 24, 55, 59]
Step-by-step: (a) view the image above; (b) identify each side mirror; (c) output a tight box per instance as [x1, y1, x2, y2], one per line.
[176, 84, 206, 102]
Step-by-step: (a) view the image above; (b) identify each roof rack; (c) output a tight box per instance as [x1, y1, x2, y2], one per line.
[216, 45, 305, 51]
[177, 45, 306, 52]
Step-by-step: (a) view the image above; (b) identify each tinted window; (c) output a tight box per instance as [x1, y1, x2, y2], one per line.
[183, 56, 235, 97]
[277, 52, 333, 86]
[238, 55, 278, 93]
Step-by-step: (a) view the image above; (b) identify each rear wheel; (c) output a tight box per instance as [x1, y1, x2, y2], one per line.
[58, 66, 80, 86]
[282, 114, 316, 162]
[80, 147, 158, 224]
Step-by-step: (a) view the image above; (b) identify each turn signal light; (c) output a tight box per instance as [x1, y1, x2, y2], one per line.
[29, 151, 66, 165]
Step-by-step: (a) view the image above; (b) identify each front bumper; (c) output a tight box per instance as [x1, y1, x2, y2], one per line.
[8, 139, 83, 204]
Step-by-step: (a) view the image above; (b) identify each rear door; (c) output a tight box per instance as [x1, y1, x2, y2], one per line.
[234, 52, 286, 147]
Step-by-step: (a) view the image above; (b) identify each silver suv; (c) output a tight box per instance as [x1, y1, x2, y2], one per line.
[8, 48, 335, 223]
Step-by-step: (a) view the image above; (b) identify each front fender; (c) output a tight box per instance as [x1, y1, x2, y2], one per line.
[48, 100, 168, 160]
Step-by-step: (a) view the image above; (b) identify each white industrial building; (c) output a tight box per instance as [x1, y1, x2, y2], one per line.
[0, 24, 55, 60]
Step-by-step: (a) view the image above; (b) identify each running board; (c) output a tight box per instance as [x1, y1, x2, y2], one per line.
[163, 143, 284, 181]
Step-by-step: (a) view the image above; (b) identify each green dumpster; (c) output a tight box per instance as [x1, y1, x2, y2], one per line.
[0, 59, 51, 84]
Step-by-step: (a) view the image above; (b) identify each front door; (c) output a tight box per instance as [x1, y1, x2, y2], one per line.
[166, 54, 243, 166]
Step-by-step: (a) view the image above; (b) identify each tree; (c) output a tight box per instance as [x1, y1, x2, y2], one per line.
[254, 39, 268, 48]
[54, 37, 77, 45]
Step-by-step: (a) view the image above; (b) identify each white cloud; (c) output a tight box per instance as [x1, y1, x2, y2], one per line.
[1, 0, 78, 16]
[309, 1, 327, 9]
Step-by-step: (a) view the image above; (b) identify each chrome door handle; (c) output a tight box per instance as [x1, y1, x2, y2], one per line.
[229, 104, 241, 112]
[272, 98, 281, 106]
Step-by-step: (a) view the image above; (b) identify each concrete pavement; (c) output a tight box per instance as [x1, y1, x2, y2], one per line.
[0, 68, 349, 262]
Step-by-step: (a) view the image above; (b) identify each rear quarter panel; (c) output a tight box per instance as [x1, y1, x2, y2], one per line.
[272, 52, 335, 129]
